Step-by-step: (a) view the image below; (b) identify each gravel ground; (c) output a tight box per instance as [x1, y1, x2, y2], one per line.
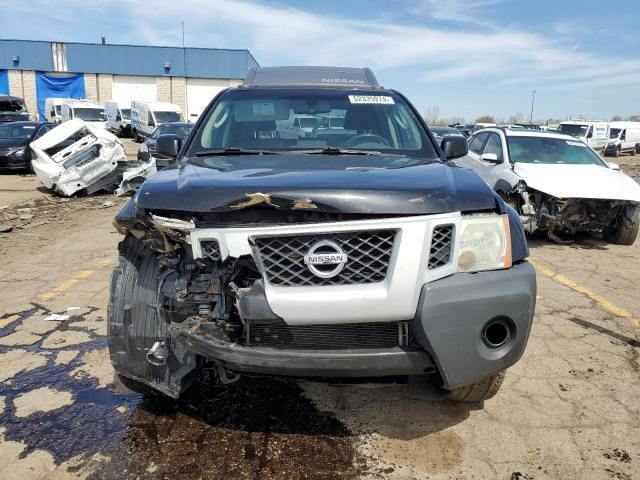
[0, 143, 638, 479]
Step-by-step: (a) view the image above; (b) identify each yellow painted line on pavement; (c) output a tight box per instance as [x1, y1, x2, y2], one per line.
[37, 259, 115, 302]
[529, 258, 640, 327]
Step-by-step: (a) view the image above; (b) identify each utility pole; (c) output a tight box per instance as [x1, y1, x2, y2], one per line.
[182, 21, 189, 121]
[529, 90, 536, 125]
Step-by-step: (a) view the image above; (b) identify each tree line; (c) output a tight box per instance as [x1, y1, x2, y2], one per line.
[423, 106, 640, 126]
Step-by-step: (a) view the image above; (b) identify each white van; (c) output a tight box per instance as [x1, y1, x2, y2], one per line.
[61, 100, 108, 129]
[605, 121, 640, 157]
[130, 101, 183, 141]
[558, 120, 609, 151]
[105, 100, 132, 137]
[44, 98, 65, 123]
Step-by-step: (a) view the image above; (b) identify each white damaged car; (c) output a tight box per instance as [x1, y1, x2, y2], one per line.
[30, 118, 156, 197]
[454, 127, 640, 244]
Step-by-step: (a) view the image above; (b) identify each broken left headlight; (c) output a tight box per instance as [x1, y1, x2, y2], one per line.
[457, 214, 512, 272]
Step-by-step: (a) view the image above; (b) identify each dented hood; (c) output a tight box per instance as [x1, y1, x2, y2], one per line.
[513, 163, 640, 202]
[135, 160, 497, 214]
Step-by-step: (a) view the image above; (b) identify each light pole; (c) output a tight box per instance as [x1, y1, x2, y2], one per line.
[529, 90, 536, 125]
[182, 21, 189, 121]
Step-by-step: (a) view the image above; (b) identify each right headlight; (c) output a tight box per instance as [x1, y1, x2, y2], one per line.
[457, 214, 512, 272]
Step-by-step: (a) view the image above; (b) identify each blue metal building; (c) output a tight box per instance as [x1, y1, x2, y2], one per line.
[0, 38, 259, 120]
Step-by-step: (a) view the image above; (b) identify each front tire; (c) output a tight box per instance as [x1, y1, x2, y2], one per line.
[108, 235, 197, 398]
[447, 371, 505, 402]
[604, 206, 639, 245]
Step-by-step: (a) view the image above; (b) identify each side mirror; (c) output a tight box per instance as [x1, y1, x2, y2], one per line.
[480, 152, 501, 163]
[441, 135, 468, 160]
[586, 131, 593, 139]
[156, 134, 182, 159]
[607, 162, 620, 171]
[148, 119, 156, 127]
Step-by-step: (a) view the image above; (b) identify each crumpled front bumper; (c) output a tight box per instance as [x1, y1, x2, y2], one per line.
[411, 261, 536, 389]
[171, 262, 536, 387]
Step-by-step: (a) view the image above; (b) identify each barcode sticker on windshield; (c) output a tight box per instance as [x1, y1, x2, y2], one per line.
[566, 141, 586, 147]
[348, 95, 395, 105]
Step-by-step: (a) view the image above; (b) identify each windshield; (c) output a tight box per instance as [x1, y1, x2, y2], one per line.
[0, 123, 36, 139]
[430, 127, 460, 136]
[299, 117, 317, 129]
[74, 108, 106, 122]
[187, 88, 437, 170]
[55, 105, 62, 115]
[120, 108, 131, 120]
[559, 123, 588, 138]
[609, 128, 621, 139]
[0, 99, 28, 115]
[154, 111, 182, 123]
[507, 136, 606, 166]
[151, 123, 194, 139]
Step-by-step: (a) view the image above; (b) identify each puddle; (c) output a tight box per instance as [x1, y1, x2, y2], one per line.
[0, 305, 362, 479]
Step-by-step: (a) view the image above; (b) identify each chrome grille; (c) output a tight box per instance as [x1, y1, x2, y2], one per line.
[248, 321, 405, 349]
[428, 225, 454, 270]
[201, 240, 221, 263]
[254, 230, 396, 286]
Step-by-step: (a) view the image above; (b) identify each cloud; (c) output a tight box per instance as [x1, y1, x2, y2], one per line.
[1, 0, 639, 93]
[408, 0, 501, 25]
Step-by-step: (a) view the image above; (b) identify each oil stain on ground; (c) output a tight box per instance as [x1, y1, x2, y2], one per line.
[1, 306, 361, 479]
[90, 373, 361, 479]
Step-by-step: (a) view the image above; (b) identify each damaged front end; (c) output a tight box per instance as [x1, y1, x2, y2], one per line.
[510, 182, 634, 240]
[30, 118, 156, 197]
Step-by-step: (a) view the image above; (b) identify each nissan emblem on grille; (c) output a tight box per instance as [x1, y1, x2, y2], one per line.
[303, 240, 348, 279]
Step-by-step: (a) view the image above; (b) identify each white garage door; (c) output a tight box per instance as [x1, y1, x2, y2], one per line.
[186, 78, 230, 121]
[112, 75, 157, 103]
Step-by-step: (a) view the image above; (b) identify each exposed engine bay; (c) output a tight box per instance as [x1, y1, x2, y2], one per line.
[511, 183, 636, 241]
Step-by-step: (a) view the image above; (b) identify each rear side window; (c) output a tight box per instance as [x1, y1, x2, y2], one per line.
[469, 132, 489, 154]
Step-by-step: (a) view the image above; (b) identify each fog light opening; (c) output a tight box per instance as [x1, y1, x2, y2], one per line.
[482, 318, 511, 349]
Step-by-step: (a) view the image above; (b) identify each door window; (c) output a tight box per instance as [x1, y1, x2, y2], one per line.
[34, 124, 53, 139]
[469, 132, 489, 154]
[482, 133, 504, 162]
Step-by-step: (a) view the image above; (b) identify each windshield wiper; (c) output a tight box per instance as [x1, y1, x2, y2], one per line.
[194, 148, 277, 157]
[287, 147, 404, 156]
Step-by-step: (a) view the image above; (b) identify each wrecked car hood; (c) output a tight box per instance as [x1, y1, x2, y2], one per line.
[513, 163, 640, 202]
[135, 160, 497, 214]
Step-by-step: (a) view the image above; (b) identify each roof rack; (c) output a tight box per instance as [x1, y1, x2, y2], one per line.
[242, 66, 382, 89]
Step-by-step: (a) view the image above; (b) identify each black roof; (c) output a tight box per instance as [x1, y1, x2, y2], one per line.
[0, 121, 49, 126]
[242, 66, 382, 90]
[0, 95, 27, 103]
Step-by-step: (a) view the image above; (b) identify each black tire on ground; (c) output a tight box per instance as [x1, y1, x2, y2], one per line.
[116, 372, 164, 396]
[603, 206, 639, 246]
[108, 235, 172, 396]
[446, 371, 506, 402]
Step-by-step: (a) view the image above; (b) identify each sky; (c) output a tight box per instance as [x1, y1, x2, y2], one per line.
[1, 0, 639, 123]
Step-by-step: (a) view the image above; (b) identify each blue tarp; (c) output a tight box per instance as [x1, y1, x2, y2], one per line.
[35, 72, 85, 120]
[0, 70, 8, 95]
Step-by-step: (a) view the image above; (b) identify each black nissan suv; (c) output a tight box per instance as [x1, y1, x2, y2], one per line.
[108, 66, 536, 403]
